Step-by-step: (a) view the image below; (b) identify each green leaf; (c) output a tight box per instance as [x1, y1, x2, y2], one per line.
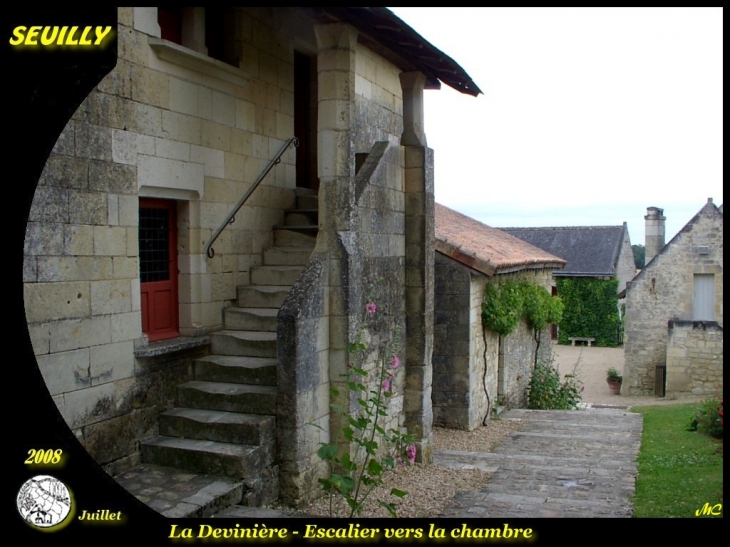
[329, 387, 340, 397]
[317, 444, 338, 460]
[367, 458, 383, 476]
[378, 500, 398, 518]
[343, 426, 355, 441]
[390, 488, 408, 498]
[341, 452, 357, 472]
[351, 367, 368, 376]
[339, 475, 355, 495]
[383, 456, 395, 468]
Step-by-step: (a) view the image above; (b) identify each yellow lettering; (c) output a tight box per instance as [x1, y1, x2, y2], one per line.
[9, 26, 27, 46]
[58, 26, 68, 44]
[26, 26, 42, 45]
[95, 26, 112, 45]
[66, 26, 79, 45]
[79, 26, 92, 45]
[40, 26, 59, 45]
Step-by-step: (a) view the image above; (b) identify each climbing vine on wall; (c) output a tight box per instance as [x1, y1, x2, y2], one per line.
[482, 280, 564, 365]
[482, 280, 563, 336]
[556, 277, 620, 347]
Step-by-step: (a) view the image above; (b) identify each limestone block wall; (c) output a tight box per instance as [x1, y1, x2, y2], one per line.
[623, 203, 723, 394]
[494, 269, 554, 409]
[433, 254, 472, 429]
[666, 321, 723, 396]
[22, 6, 314, 469]
[276, 256, 330, 506]
[433, 257, 554, 429]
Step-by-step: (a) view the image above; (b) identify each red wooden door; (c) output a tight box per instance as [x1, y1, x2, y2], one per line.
[139, 198, 179, 342]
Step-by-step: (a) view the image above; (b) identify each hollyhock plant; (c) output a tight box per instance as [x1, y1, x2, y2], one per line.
[381, 378, 391, 393]
[312, 285, 414, 518]
[406, 444, 417, 464]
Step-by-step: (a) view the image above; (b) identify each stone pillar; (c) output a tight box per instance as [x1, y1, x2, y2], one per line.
[644, 206, 665, 265]
[400, 72, 427, 147]
[314, 23, 360, 451]
[404, 145, 434, 463]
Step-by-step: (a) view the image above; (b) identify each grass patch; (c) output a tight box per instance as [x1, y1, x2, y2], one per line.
[632, 403, 723, 517]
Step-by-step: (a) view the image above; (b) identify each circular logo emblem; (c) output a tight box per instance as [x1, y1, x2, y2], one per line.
[17, 475, 72, 529]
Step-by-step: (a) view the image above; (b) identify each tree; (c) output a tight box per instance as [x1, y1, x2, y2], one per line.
[632, 244, 645, 269]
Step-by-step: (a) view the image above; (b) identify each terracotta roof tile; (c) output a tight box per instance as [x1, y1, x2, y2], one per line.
[435, 203, 566, 276]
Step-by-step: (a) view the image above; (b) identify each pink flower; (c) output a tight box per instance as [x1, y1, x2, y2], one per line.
[392, 355, 400, 369]
[406, 444, 417, 464]
[381, 378, 391, 392]
[366, 302, 377, 314]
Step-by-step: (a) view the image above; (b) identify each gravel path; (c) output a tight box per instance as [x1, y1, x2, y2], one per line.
[552, 342, 707, 408]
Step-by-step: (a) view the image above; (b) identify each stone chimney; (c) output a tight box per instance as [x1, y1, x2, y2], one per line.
[644, 206, 665, 265]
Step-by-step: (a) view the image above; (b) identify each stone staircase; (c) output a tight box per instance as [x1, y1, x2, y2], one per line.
[134, 189, 318, 514]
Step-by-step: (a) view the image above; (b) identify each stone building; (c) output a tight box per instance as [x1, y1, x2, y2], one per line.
[499, 224, 636, 294]
[433, 204, 566, 430]
[500, 224, 635, 344]
[22, 7, 481, 509]
[623, 199, 723, 396]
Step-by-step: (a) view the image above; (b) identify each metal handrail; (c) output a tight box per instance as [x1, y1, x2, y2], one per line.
[206, 137, 299, 258]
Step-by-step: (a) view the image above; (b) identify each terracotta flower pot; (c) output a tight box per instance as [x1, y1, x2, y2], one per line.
[607, 380, 622, 395]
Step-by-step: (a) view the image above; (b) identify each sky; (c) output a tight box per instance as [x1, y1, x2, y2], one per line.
[389, 7, 723, 247]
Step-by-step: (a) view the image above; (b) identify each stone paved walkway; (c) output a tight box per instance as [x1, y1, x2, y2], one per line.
[436, 407, 643, 518]
[115, 406, 644, 519]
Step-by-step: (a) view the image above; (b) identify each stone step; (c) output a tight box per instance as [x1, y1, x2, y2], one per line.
[264, 246, 313, 266]
[273, 228, 317, 248]
[296, 194, 319, 209]
[113, 463, 244, 518]
[251, 265, 305, 286]
[210, 330, 277, 358]
[236, 285, 291, 308]
[194, 355, 277, 386]
[284, 210, 318, 226]
[141, 436, 273, 479]
[159, 408, 275, 446]
[224, 307, 278, 332]
[177, 381, 277, 415]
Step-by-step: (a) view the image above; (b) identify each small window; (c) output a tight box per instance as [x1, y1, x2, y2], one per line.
[692, 274, 715, 321]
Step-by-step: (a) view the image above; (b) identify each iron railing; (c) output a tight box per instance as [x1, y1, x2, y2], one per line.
[206, 137, 298, 258]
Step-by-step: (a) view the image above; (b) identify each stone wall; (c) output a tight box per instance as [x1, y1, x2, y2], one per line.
[495, 269, 554, 409]
[666, 321, 723, 396]
[276, 256, 330, 506]
[433, 253, 472, 429]
[433, 256, 554, 429]
[22, 6, 309, 469]
[623, 201, 723, 394]
[273, 21, 433, 506]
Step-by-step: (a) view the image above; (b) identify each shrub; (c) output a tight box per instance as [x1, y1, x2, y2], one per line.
[528, 361, 583, 410]
[687, 397, 724, 439]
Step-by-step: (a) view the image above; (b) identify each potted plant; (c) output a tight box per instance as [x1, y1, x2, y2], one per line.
[606, 367, 622, 395]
